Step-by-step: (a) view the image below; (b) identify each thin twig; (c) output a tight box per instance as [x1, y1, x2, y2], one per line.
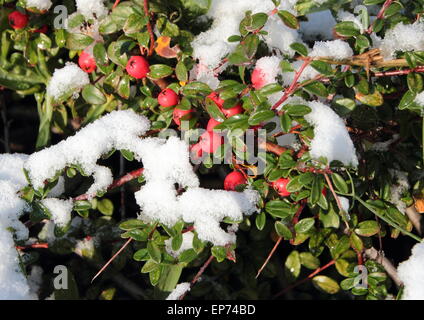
[256, 237, 282, 279]
[91, 238, 133, 283]
[143, 0, 155, 57]
[274, 259, 336, 298]
[179, 255, 215, 300]
[0, 93, 10, 153]
[112, 0, 120, 9]
[367, 0, 394, 34]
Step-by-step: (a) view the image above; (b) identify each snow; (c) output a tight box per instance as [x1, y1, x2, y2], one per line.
[46, 63, 90, 100]
[192, 0, 301, 70]
[380, 22, 424, 60]
[28, 266, 43, 297]
[166, 282, 191, 300]
[25, 109, 151, 198]
[25, 110, 258, 246]
[398, 241, 424, 300]
[339, 196, 350, 212]
[370, 134, 399, 152]
[26, 0, 52, 11]
[389, 170, 409, 214]
[135, 136, 259, 246]
[41, 198, 73, 227]
[0, 154, 36, 300]
[165, 232, 194, 258]
[414, 91, 424, 107]
[300, 10, 336, 41]
[302, 100, 358, 166]
[310, 40, 353, 60]
[75, 0, 108, 20]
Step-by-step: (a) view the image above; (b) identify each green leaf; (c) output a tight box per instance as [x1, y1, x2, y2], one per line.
[283, 104, 312, 116]
[97, 199, 114, 216]
[133, 248, 149, 261]
[65, 32, 94, 50]
[334, 21, 360, 37]
[255, 212, 266, 231]
[355, 220, 380, 237]
[119, 219, 145, 230]
[303, 81, 328, 97]
[300, 252, 320, 270]
[275, 221, 293, 239]
[310, 61, 333, 76]
[280, 112, 292, 133]
[147, 241, 162, 263]
[82, 85, 107, 105]
[290, 42, 308, 56]
[285, 250, 301, 281]
[176, 61, 188, 82]
[148, 64, 174, 79]
[248, 110, 275, 126]
[265, 200, 292, 218]
[172, 233, 183, 252]
[178, 249, 197, 264]
[277, 10, 299, 29]
[295, 217, 315, 234]
[331, 173, 349, 194]
[312, 275, 340, 294]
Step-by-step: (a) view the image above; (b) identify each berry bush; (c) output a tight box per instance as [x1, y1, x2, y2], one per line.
[0, 0, 424, 300]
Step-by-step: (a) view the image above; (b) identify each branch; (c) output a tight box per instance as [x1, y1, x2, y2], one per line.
[274, 259, 336, 298]
[74, 168, 144, 201]
[364, 247, 403, 287]
[256, 237, 282, 278]
[143, 0, 156, 57]
[179, 255, 215, 300]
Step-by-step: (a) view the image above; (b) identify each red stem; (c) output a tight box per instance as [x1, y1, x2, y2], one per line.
[374, 66, 424, 77]
[274, 259, 336, 298]
[74, 168, 144, 201]
[112, 0, 120, 9]
[16, 243, 49, 250]
[256, 237, 282, 278]
[272, 58, 312, 110]
[179, 255, 215, 300]
[367, 0, 394, 34]
[143, 0, 156, 57]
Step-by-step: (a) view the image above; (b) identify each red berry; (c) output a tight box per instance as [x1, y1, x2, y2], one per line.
[78, 51, 96, 73]
[224, 171, 247, 191]
[158, 88, 179, 108]
[173, 108, 193, 126]
[126, 56, 150, 79]
[34, 25, 48, 33]
[222, 104, 243, 118]
[206, 118, 222, 132]
[272, 178, 291, 197]
[199, 131, 223, 154]
[190, 143, 203, 158]
[207, 92, 224, 108]
[8, 11, 29, 30]
[251, 67, 266, 89]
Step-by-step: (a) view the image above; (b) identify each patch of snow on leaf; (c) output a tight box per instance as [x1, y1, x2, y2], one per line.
[75, 0, 108, 19]
[166, 282, 191, 300]
[41, 198, 73, 227]
[380, 22, 424, 60]
[26, 0, 52, 11]
[310, 40, 353, 60]
[304, 101, 359, 166]
[25, 109, 151, 197]
[46, 63, 90, 100]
